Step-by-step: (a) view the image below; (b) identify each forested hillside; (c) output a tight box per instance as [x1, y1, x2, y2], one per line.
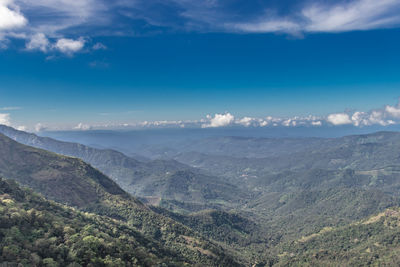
[1, 125, 400, 266]
[0, 125, 246, 211]
[0, 133, 242, 266]
[0, 178, 185, 266]
[276, 208, 400, 266]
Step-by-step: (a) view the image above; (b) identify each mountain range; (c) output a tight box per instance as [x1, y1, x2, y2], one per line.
[1, 125, 400, 265]
[0, 132, 243, 266]
[0, 125, 246, 212]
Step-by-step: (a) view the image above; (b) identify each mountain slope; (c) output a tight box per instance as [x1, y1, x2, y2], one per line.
[0, 178, 189, 266]
[0, 125, 245, 210]
[276, 207, 400, 266]
[4, 125, 400, 265]
[0, 133, 243, 266]
[0, 132, 128, 208]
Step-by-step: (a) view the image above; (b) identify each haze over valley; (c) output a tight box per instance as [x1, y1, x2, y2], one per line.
[1, 125, 400, 265]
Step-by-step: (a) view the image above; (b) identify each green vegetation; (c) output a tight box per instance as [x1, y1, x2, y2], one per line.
[276, 208, 400, 266]
[2, 125, 400, 265]
[0, 133, 242, 266]
[0, 178, 183, 266]
[0, 125, 247, 211]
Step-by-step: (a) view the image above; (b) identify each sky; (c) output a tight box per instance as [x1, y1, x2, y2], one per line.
[1, 0, 400, 131]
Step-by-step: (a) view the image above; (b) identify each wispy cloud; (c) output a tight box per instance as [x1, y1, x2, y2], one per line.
[89, 60, 109, 68]
[1, 0, 400, 54]
[25, 33, 49, 52]
[0, 106, 21, 111]
[230, 19, 301, 34]
[232, 0, 400, 34]
[0, 0, 108, 53]
[17, 0, 106, 35]
[303, 0, 400, 32]
[121, 0, 400, 35]
[92, 42, 107, 50]
[34, 123, 46, 132]
[74, 122, 92, 131]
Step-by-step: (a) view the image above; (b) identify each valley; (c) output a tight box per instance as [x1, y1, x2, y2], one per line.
[1, 125, 400, 265]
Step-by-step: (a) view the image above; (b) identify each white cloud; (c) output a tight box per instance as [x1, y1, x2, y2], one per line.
[385, 105, 400, 118]
[0, 113, 26, 131]
[11, 100, 400, 131]
[327, 113, 352, 125]
[74, 123, 92, 131]
[367, 110, 386, 125]
[54, 38, 85, 53]
[227, 0, 400, 34]
[282, 118, 297, 127]
[26, 34, 87, 54]
[0, 113, 11, 126]
[26, 33, 49, 52]
[16, 125, 26, 131]
[0, 0, 27, 30]
[34, 123, 46, 132]
[202, 114, 325, 128]
[141, 120, 184, 127]
[202, 113, 235, 128]
[1, 0, 400, 54]
[17, 0, 103, 36]
[303, 0, 400, 33]
[351, 111, 369, 126]
[92, 42, 107, 50]
[231, 19, 300, 33]
[326, 100, 400, 127]
[0, 0, 109, 54]
[237, 117, 255, 127]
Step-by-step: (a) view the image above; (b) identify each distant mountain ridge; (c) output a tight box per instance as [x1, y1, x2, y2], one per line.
[0, 125, 245, 210]
[167, 131, 400, 181]
[0, 133, 243, 266]
[0, 132, 128, 208]
[2, 125, 400, 265]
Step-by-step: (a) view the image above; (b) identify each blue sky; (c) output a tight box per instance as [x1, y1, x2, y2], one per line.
[1, 0, 400, 131]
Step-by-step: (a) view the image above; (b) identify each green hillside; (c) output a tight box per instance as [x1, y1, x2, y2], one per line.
[2, 125, 400, 266]
[0, 178, 186, 266]
[0, 133, 242, 266]
[0, 125, 245, 211]
[276, 207, 400, 266]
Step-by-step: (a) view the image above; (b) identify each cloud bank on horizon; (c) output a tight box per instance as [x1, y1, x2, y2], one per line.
[2, 100, 400, 132]
[1, 0, 400, 53]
